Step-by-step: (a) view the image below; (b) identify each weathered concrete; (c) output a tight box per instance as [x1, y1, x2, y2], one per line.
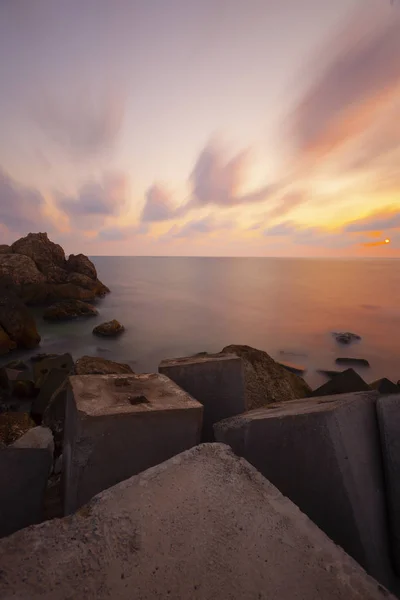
[33, 352, 73, 387]
[11, 425, 54, 455]
[0, 444, 395, 600]
[214, 391, 396, 591]
[31, 367, 69, 419]
[0, 447, 51, 538]
[159, 353, 245, 440]
[64, 373, 203, 514]
[311, 368, 370, 396]
[377, 395, 400, 576]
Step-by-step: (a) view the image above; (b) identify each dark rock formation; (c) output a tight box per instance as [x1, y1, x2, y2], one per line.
[0, 326, 16, 355]
[93, 319, 125, 337]
[43, 300, 98, 321]
[75, 355, 134, 375]
[370, 378, 399, 395]
[66, 253, 97, 280]
[311, 368, 370, 397]
[221, 344, 311, 406]
[333, 332, 361, 345]
[335, 357, 370, 367]
[0, 282, 40, 350]
[0, 245, 11, 254]
[0, 412, 36, 445]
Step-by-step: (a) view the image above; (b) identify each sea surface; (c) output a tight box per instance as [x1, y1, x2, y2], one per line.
[7, 257, 400, 388]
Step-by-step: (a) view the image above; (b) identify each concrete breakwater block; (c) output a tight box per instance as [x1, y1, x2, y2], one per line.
[311, 368, 370, 396]
[214, 391, 395, 590]
[377, 395, 400, 576]
[0, 442, 52, 538]
[159, 353, 245, 440]
[0, 444, 395, 600]
[64, 373, 203, 514]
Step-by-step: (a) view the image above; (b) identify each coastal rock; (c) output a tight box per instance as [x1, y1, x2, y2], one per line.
[75, 355, 134, 375]
[333, 332, 361, 345]
[43, 300, 98, 321]
[0, 254, 46, 285]
[0, 412, 36, 445]
[335, 357, 370, 367]
[92, 319, 125, 337]
[311, 368, 370, 397]
[66, 253, 97, 280]
[32, 368, 71, 420]
[0, 245, 11, 254]
[0, 325, 16, 355]
[0, 282, 41, 349]
[221, 344, 311, 406]
[12, 232, 66, 273]
[66, 271, 98, 290]
[370, 378, 399, 395]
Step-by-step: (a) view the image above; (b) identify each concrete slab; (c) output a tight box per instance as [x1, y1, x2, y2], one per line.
[214, 391, 395, 590]
[64, 373, 203, 514]
[377, 395, 400, 576]
[0, 447, 51, 538]
[0, 444, 395, 600]
[159, 353, 245, 440]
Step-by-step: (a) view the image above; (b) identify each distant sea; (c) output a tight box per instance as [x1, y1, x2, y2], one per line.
[5, 257, 400, 388]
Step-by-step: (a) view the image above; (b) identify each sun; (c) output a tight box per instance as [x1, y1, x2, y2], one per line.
[385, 239, 390, 244]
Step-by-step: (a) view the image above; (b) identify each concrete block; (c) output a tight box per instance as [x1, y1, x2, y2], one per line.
[0, 444, 396, 600]
[371, 378, 399, 395]
[377, 395, 400, 575]
[214, 391, 395, 590]
[0, 447, 51, 538]
[33, 353, 73, 388]
[311, 368, 370, 396]
[159, 353, 245, 440]
[31, 368, 69, 419]
[64, 373, 203, 514]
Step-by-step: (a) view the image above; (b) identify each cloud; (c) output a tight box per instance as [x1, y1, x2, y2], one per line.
[141, 185, 180, 223]
[0, 167, 50, 234]
[344, 208, 400, 232]
[97, 223, 148, 241]
[263, 221, 297, 237]
[266, 192, 307, 219]
[263, 220, 354, 249]
[56, 172, 128, 226]
[164, 215, 234, 239]
[291, 9, 400, 161]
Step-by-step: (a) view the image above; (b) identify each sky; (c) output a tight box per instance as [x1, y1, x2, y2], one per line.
[0, 0, 400, 257]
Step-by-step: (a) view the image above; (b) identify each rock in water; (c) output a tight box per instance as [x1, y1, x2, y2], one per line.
[66, 253, 97, 280]
[75, 355, 134, 375]
[221, 344, 311, 406]
[43, 300, 98, 321]
[0, 281, 40, 349]
[0, 254, 46, 285]
[92, 319, 125, 337]
[333, 332, 361, 344]
[12, 232, 66, 273]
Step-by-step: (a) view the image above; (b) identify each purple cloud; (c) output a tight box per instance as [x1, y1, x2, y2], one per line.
[344, 210, 400, 232]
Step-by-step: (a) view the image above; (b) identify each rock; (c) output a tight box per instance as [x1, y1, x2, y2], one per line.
[0, 282, 41, 349]
[32, 353, 74, 388]
[75, 355, 134, 375]
[370, 378, 399, 395]
[92, 319, 125, 337]
[277, 361, 306, 375]
[317, 368, 343, 378]
[0, 325, 16, 355]
[0, 253, 47, 285]
[4, 360, 29, 371]
[11, 425, 54, 458]
[335, 357, 370, 367]
[333, 332, 361, 344]
[0, 244, 11, 254]
[0, 444, 396, 600]
[12, 380, 36, 399]
[311, 368, 370, 397]
[221, 344, 311, 406]
[30, 353, 60, 362]
[12, 232, 66, 274]
[0, 412, 36, 445]
[0, 367, 30, 392]
[66, 271, 98, 290]
[43, 300, 98, 321]
[66, 253, 97, 280]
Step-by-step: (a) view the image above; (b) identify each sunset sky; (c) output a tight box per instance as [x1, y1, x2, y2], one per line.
[0, 0, 399, 256]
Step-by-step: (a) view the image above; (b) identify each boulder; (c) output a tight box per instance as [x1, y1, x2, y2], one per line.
[11, 232, 66, 273]
[0, 325, 16, 355]
[221, 344, 311, 406]
[0, 412, 36, 445]
[32, 353, 74, 387]
[0, 244, 11, 254]
[43, 300, 98, 321]
[66, 271, 98, 290]
[92, 319, 125, 337]
[370, 378, 399, 395]
[11, 425, 54, 458]
[75, 355, 134, 375]
[333, 332, 361, 344]
[0, 253, 46, 285]
[66, 253, 97, 280]
[0, 282, 41, 349]
[311, 368, 370, 397]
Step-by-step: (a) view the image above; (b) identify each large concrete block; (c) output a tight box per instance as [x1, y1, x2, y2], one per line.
[0, 447, 51, 538]
[0, 444, 395, 600]
[311, 368, 370, 396]
[159, 353, 245, 440]
[377, 395, 400, 575]
[64, 373, 203, 514]
[214, 391, 395, 590]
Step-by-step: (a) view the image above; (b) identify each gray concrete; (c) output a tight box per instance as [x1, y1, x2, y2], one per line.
[159, 353, 245, 440]
[377, 395, 400, 576]
[311, 368, 370, 396]
[11, 425, 54, 455]
[33, 353, 73, 387]
[64, 373, 203, 514]
[31, 368, 69, 418]
[0, 444, 395, 600]
[214, 391, 396, 591]
[0, 447, 51, 538]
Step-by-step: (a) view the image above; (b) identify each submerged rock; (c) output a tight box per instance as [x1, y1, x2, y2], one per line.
[332, 332, 361, 344]
[221, 344, 311, 407]
[75, 355, 134, 375]
[92, 319, 125, 337]
[43, 300, 98, 321]
[335, 357, 370, 367]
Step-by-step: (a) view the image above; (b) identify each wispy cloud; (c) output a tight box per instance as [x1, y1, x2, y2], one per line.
[344, 207, 400, 232]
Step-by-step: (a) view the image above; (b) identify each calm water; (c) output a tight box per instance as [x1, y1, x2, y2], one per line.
[10, 257, 400, 388]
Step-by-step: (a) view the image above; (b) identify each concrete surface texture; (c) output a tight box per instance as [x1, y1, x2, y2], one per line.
[0, 444, 395, 600]
[63, 373, 203, 514]
[214, 391, 396, 592]
[0, 447, 52, 538]
[11, 425, 54, 456]
[159, 353, 245, 440]
[377, 395, 400, 576]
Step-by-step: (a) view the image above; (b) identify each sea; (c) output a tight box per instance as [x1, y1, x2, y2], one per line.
[5, 257, 400, 389]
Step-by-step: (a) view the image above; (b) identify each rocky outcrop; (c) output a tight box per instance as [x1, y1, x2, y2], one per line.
[221, 344, 311, 407]
[0, 281, 41, 350]
[43, 300, 98, 321]
[0, 233, 109, 305]
[0, 326, 16, 355]
[75, 355, 134, 375]
[93, 319, 125, 337]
